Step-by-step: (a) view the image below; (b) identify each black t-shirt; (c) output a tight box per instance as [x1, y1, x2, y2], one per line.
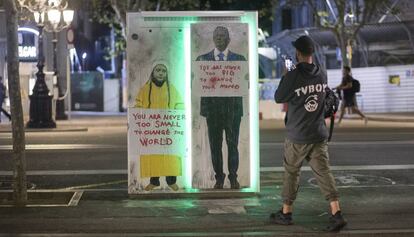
[342, 75, 356, 106]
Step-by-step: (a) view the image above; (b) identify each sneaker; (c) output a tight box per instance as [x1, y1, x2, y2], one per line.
[214, 181, 223, 189]
[230, 179, 240, 189]
[144, 183, 159, 191]
[326, 211, 347, 232]
[168, 183, 179, 191]
[269, 210, 293, 225]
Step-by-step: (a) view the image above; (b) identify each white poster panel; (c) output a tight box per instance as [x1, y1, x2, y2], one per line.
[193, 61, 248, 96]
[191, 23, 250, 190]
[129, 108, 186, 155]
[127, 17, 187, 194]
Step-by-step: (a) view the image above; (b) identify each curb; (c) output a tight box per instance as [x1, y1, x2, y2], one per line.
[366, 116, 414, 123]
[0, 127, 88, 133]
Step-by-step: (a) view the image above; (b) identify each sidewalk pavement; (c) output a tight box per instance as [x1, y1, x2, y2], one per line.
[354, 112, 414, 123]
[1, 179, 414, 236]
[0, 111, 127, 132]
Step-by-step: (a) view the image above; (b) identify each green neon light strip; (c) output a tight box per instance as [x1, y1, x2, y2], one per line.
[184, 20, 197, 192]
[242, 12, 260, 193]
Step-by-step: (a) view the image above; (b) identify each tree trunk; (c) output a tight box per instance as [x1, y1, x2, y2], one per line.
[334, 30, 350, 68]
[5, 0, 27, 207]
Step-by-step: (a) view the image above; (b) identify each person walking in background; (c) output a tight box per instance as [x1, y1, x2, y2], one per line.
[135, 63, 183, 192]
[272, 35, 347, 232]
[335, 66, 367, 125]
[0, 76, 11, 123]
[196, 26, 246, 189]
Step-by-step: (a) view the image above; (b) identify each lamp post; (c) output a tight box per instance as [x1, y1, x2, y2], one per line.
[17, 0, 73, 127]
[46, 8, 74, 120]
[27, 8, 55, 128]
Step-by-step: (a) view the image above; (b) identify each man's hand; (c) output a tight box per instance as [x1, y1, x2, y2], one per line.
[282, 65, 288, 76]
[282, 63, 295, 76]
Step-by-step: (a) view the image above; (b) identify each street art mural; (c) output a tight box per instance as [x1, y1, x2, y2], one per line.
[191, 23, 250, 190]
[127, 22, 187, 193]
[127, 12, 259, 195]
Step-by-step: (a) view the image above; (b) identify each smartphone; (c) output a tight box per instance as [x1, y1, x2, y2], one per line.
[284, 58, 294, 71]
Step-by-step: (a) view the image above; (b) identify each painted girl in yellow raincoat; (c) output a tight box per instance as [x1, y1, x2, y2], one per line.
[135, 63, 183, 191]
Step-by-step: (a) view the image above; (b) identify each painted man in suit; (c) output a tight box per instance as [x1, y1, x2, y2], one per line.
[196, 26, 246, 189]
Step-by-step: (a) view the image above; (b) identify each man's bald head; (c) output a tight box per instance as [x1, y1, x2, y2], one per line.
[213, 26, 230, 52]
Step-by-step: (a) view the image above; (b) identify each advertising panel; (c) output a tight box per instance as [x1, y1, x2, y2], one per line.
[71, 72, 104, 111]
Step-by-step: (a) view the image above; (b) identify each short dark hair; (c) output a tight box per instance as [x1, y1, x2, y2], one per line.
[343, 66, 351, 72]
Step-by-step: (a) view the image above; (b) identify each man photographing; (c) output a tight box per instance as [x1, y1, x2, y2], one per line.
[272, 35, 347, 232]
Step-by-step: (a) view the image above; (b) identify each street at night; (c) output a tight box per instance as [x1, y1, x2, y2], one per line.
[1, 114, 414, 236]
[1, 0, 414, 235]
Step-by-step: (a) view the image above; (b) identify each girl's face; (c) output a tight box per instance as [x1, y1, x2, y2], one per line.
[153, 64, 167, 82]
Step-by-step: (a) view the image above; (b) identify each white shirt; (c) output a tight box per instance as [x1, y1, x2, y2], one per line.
[214, 48, 229, 61]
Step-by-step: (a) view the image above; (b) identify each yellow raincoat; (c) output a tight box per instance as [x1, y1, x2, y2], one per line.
[135, 80, 183, 178]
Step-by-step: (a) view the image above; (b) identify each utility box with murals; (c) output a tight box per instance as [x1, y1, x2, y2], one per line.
[127, 12, 259, 195]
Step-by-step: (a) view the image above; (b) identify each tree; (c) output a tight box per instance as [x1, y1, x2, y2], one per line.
[91, 0, 278, 56]
[4, 0, 27, 207]
[90, 0, 277, 111]
[90, 0, 200, 56]
[88, 0, 170, 111]
[199, 0, 277, 36]
[305, 0, 392, 67]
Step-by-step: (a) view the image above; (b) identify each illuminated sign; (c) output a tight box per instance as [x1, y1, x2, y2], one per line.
[18, 28, 38, 62]
[19, 46, 37, 58]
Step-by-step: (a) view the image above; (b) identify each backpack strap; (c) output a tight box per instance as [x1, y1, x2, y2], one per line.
[328, 114, 335, 142]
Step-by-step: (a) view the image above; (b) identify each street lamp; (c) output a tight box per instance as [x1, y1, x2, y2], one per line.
[45, 8, 74, 120]
[17, 0, 73, 127]
[19, 1, 56, 128]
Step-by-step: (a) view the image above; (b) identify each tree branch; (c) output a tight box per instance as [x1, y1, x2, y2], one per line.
[306, 0, 336, 31]
[110, 0, 127, 37]
[350, 0, 381, 40]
